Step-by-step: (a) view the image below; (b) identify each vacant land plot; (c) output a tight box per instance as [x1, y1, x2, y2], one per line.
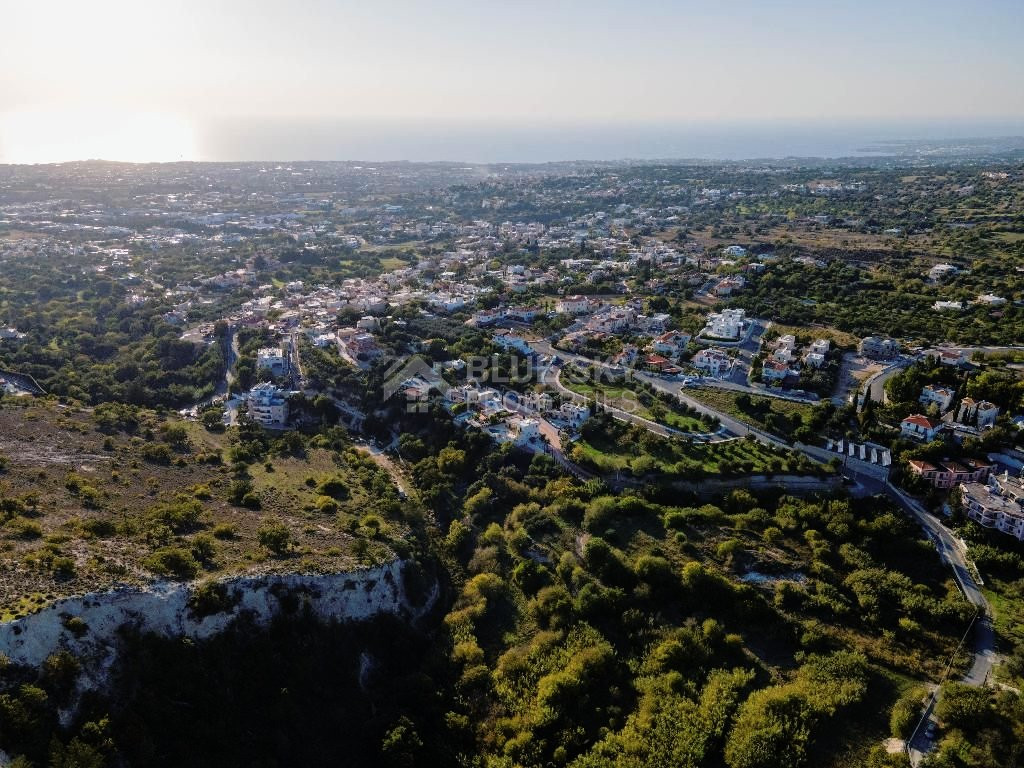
[562, 377, 707, 433]
[685, 387, 815, 439]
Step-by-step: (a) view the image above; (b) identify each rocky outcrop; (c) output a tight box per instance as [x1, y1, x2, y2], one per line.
[0, 560, 436, 689]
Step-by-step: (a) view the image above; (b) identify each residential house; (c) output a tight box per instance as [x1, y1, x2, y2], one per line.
[908, 458, 993, 489]
[338, 331, 381, 362]
[643, 354, 680, 374]
[805, 351, 826, 368]
[957, 398, 1000, 428]
[520, 391, 554, 413]
[712, 276, 746, 296]
[586, 308, 635, 333]
[693, 348, 733, 377]
[505, 306, 542, 323]
[939, 349, 966, 366]
[509, 417, 541, 446]
[703, 308, 746, 340]
[493, 331, 532, 355]
[809, 338, 831, 356]
[651, 331, 692, 359]
[859, 336, 900, 360]
[919, 385, 955, 413]
[762, 360, 794, 382]
[472, 307, 505, 326]
[637, 312, 672, 334]
[977, 401, 1000, 428]
[556, 295, 595, 315]
[900, 414, 944, 442]
[976, 293, 1007, 307]
[256, 347, 289, 377]
[559, 402, 591, 429]
[929, 263, 958, 281]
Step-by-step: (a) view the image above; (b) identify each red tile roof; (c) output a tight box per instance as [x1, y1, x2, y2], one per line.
[902, 414, 941, 429]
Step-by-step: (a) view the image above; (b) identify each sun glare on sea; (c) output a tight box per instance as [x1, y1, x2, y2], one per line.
[0, 107, 197, 164]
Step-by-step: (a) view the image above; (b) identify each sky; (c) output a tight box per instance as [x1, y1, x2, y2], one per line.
[1, 0, 1023, 162]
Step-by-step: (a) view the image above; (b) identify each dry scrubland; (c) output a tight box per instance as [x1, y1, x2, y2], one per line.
[0, 399, 409, 619]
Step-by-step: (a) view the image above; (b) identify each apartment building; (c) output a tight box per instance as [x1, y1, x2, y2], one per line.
[959, 473, 1024, 541]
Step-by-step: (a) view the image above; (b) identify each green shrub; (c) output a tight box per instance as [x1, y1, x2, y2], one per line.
[61, 615, 89, 639]
[147, 499, 204, 533]
[257, 521, 293, 555]
[140, 443, 173, 465]
[144, 546, 200, 580]
[79, 517, 116, 538]
[316, 476, 350, 500]
[6, 516, 43, 539]
[188, 581, 239, 619]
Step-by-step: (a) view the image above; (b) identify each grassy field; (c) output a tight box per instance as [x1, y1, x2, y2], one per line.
[0, 400, 409, 616]
[379, 256, 409, 270]
[766, 322, 861, 349]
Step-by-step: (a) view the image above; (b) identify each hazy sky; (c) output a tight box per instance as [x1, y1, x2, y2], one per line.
[1, 0, 1023, 162]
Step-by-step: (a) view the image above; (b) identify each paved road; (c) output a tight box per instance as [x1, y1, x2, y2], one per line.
[871, 479, 996, 689]
[862, 357, 912, 407]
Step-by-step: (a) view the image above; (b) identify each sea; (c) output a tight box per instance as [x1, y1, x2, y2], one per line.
[193, 118, 1024, 164]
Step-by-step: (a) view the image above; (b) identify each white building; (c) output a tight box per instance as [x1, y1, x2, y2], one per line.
[977, 401, 1000, 428]
[257, 347, 289, 376]
[520, 391, 554, 412]
[900, 414, 944, 442]
[651, 331, 692, 358]
[356, 316, 381, 331]
[929, 263, 958, 281]
[247, 382, 289, 428]
[559, 402, 591, 429]
[919, 385, 955, 413]
[805, 352, 826, 368]
[976, 293, 1007, 306]
[776, 334, 797, 351]
[859, 336, 900, 360]
[493, 331, 532, 355]
[809, 339, 830, 356]
[959, 473, 1024, 541]
[556, 295, 595, 315]
[510, 417, 541, 446]
[772, 346, 794, 364]
[703, 308, 746, 340]
[762, 360, 793, 382]
[693, 347, 733, 377]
